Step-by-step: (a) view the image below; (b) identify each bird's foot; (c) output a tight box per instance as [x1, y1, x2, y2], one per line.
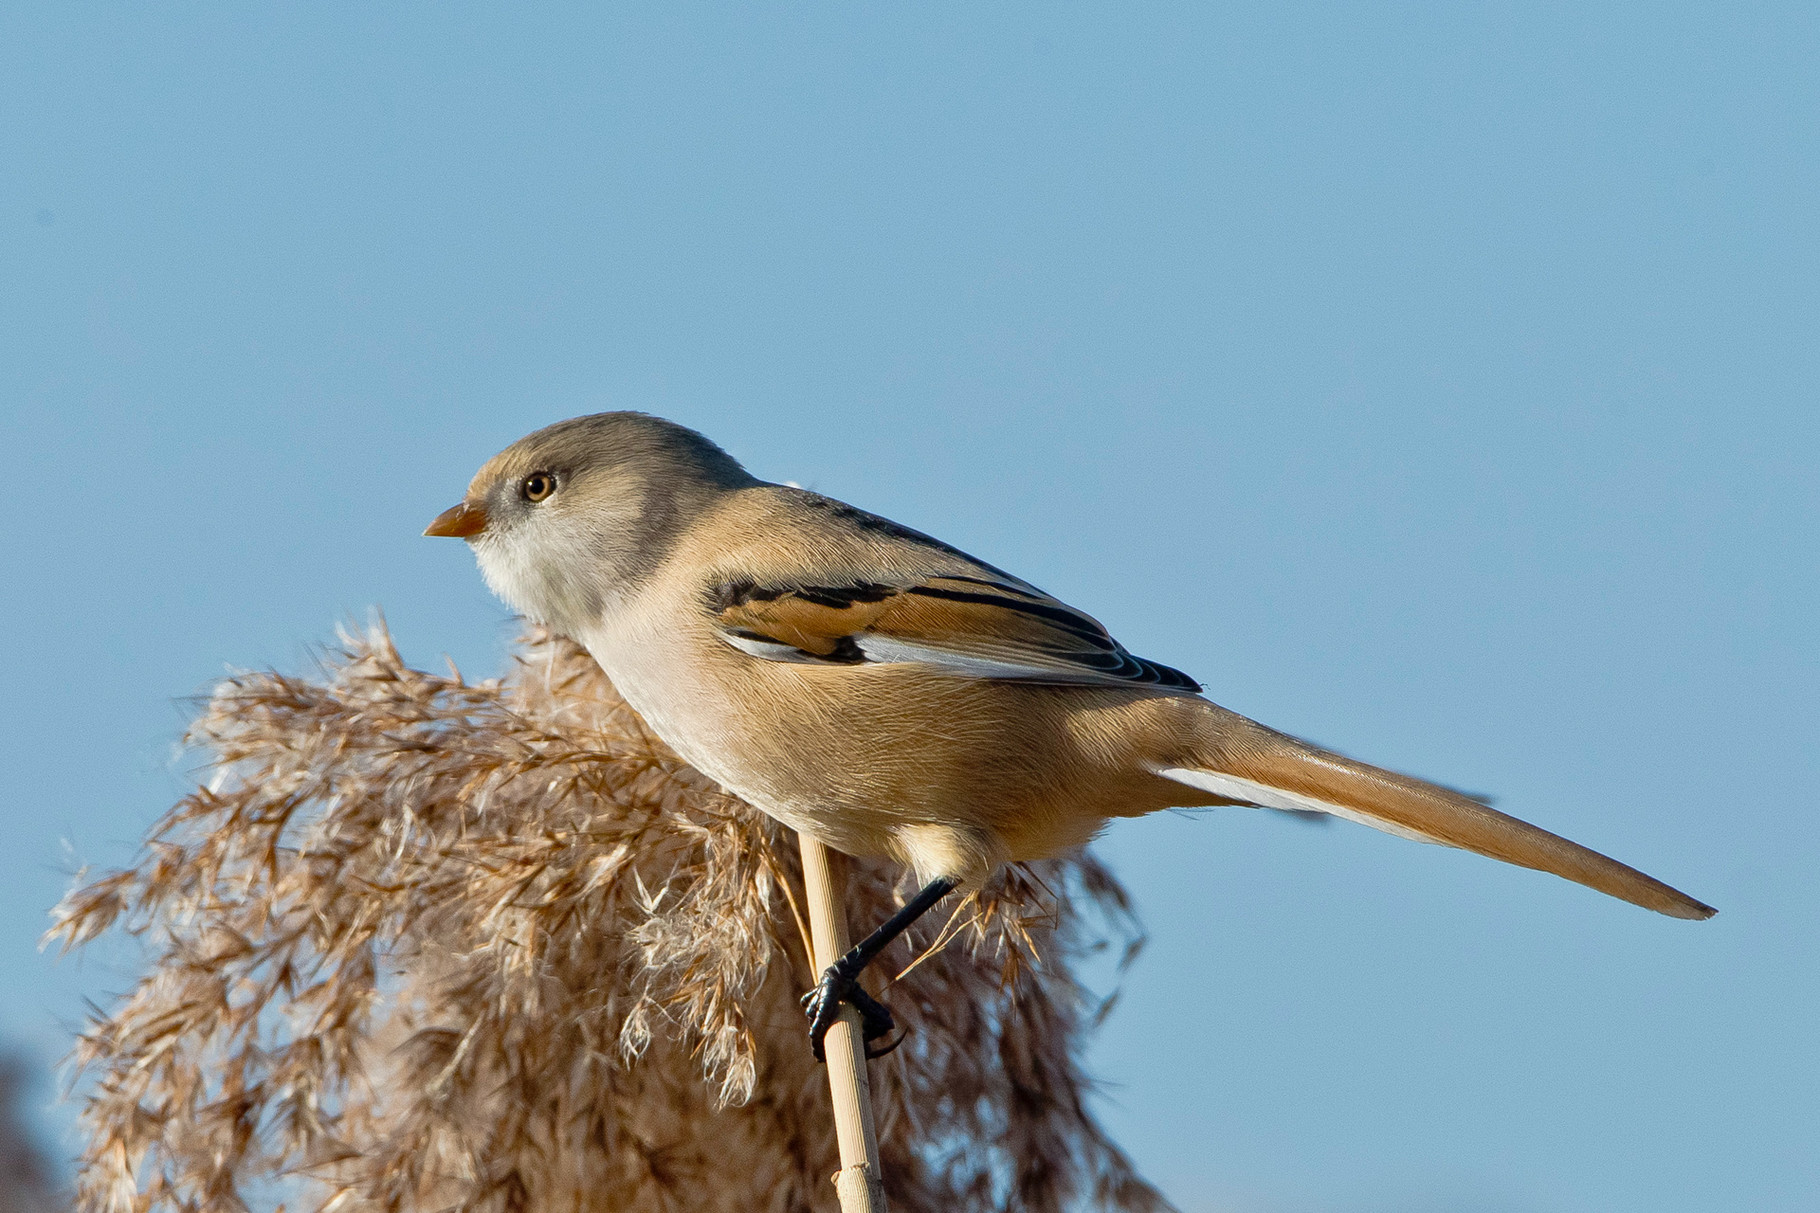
[803, 965, 898, 1062]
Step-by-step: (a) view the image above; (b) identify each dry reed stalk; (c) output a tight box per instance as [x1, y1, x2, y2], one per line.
[49, 623, 1177, 1213]
[797, 838, 886, 1212]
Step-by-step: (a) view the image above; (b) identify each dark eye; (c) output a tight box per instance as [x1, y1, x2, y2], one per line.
[521, 472, 556, 502]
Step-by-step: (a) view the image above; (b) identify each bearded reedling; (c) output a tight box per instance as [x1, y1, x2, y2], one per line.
[426, 413, 1714, 1059]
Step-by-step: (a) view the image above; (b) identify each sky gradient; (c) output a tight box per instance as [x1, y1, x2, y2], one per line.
[3, 5, 1816, 1210]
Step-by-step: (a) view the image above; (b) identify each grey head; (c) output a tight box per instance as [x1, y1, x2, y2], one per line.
[424, 412, 759, 634]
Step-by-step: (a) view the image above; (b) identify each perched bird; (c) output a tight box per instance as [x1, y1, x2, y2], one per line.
[426, 412, 1714, 1059]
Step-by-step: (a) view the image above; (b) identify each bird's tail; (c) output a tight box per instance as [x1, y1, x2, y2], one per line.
[1154, 700, 1714, 920]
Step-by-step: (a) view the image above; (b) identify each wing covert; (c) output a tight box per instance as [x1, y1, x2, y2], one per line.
[706, 574, 1200, 692]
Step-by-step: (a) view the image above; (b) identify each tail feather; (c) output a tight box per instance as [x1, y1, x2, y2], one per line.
[1157, 703, 1715, 921]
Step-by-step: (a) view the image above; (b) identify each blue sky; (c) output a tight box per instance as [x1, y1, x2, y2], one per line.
[2, 5, 1815, 1210]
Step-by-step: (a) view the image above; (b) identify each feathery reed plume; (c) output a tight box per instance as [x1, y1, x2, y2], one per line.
[50, 623, 1176, 1213]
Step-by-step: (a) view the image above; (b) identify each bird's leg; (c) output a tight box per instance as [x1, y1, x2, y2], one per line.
[804, 875, 959, 1062]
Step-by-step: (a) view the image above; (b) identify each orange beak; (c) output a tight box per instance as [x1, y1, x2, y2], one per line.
[424, 501, 490, 538]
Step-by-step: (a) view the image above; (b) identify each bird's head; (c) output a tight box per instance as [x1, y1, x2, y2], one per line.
[425, 412, 757, 635]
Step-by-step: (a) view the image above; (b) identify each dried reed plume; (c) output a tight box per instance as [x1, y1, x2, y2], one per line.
[50, 623, 1176, 1213]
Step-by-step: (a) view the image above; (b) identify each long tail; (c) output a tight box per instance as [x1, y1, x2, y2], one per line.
[1154, 701, 1714, 920]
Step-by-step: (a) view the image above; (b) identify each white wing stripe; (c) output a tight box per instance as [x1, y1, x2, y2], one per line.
[717, 624, 1187, 687]
[719, 632, 828, 663]
[855, 636, 1117, 682]
[1152, 765, 1450, 848]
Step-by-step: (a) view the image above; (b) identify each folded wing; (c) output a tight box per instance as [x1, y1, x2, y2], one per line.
[707, 574, 1201, 692]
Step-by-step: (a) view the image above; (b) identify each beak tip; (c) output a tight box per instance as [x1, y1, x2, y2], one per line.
[425, 502, 489, 539]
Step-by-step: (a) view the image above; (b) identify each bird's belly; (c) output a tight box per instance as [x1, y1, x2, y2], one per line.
[580, 623, 1200, 878]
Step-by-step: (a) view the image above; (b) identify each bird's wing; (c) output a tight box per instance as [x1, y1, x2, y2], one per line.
[706, 572, 1201, 692]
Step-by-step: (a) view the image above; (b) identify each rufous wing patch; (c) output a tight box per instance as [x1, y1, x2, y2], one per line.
[717, 591, 893, 658]
[706, 575, 1200, 691]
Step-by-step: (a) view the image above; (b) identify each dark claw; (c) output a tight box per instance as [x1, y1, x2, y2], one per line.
[847, 985, 897, 1043]
[804, 965, 897, 1062]
[797, 877, 958, 1062]
[864, 1028, 908, 1060]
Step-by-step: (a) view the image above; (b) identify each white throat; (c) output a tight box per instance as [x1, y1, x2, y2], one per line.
[472, 521, 618, 638]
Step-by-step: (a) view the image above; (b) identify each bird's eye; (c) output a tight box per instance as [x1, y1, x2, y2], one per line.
[521, 472, 556, 502]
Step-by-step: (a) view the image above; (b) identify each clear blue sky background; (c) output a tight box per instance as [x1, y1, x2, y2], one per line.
[3, 6, 1814, 1210]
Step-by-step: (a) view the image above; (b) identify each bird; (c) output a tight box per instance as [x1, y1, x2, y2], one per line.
[425, 412, 1714, 1060]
